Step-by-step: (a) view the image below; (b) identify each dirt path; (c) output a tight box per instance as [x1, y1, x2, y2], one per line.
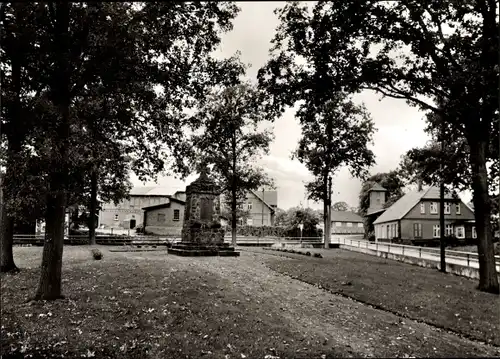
[134, 250, 499, 358]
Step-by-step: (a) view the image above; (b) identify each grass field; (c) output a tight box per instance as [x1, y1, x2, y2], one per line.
[255, 247, 500, 346]
[1, 246, 499, 358]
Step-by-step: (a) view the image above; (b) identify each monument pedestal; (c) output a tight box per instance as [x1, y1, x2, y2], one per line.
[168, 242, 239, 257]
[167, 168, 239, 257]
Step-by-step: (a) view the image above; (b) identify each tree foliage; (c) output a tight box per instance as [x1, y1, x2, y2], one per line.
[0, 2, 242, 296]
[332, 201, 350, 212]
[189, 82, 279, 246]
[259, 0, 499, 293]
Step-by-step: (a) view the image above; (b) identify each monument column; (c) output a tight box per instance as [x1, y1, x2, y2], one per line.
[168, 168, 239, 257]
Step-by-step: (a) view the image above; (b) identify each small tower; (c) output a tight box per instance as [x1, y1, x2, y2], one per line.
[367, 183, 388, 214]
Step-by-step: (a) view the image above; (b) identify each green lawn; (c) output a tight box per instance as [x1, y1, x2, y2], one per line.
[1, 246, 499, 358]
[257, 247, 500, 346]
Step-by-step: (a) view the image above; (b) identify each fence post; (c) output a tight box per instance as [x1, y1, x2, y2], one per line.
[402, 245, 405, 256]
[376, 242, 378, 252]
[419, 247, 422, 258]
[388, 243, 391, 253]
[467, 254, 470, 267]
[358, 240, 360, 248]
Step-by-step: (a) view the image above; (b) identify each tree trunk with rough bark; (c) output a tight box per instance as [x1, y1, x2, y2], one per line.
[231, 190, 237, 247]
[0, 179, 17, 272]
[323, 173, 329, 249]
[35, 2, 71, 301]
[469, 139, 499, 294]
[35, 174, 67, 300]
[88, 170, 98, 245]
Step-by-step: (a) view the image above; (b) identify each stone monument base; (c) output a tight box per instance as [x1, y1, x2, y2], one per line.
[168, 242, 240, 257]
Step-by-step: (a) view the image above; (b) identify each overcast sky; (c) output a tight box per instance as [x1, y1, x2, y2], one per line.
[131, 2, 472, 210]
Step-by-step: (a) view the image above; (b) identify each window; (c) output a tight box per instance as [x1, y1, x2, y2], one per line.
[455, 226, 465, 239]
[246, 218, 253, 225]
[420, 203, 425, 214]
[433, 225, 441, 238]
[247, 202, 253, 210]
[114, 214, 119, 221]
[444, 203, 451, 214]
[357, 223, 363, 228]
[335, 222, 342, 227]
[413, 223, 422, 238]
[394, 224, 398, 238]
[173, 209, 180, 221]
[472, 226, 477, 239]
[430, 202, 438, 214]
[347, 222, 353, 227]
[386, 225, 390, 238]
[157, 213, 166, 223]
[456, 203, 461, 215]
[446, 224, 453, 236]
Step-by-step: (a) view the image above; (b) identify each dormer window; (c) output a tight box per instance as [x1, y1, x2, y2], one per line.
[420, 203, 425, 214]
[456, 203, 461, 215]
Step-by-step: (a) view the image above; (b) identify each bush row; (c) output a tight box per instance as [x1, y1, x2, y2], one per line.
[225, 225, 323, 238]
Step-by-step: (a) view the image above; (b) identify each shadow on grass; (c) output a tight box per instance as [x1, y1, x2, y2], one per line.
[1, 250, 349, 359]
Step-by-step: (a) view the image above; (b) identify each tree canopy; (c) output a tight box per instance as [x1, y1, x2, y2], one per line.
[259, 0, 499, 293]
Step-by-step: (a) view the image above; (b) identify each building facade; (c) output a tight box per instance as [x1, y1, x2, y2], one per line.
[142, 197, 185, 235]
[98, 187, 185, 230]
[373, 186, 475, 244]
[236, 190, 277, 226]
[331, 210, 364, 234]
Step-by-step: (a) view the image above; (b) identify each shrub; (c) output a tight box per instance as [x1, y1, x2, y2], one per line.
[305, 251, 311, 256]
[313, 253, 322, 258]
[209, 221, 222, 229]
[91, 248, 102, 260]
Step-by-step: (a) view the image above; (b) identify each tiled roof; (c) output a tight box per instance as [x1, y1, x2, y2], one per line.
[330, 210, 363, 223]
[373, 186, 458, 224]
[249, 190, 276, 212]
[142, 197, 186, 211]
[130, 187, 173, 196]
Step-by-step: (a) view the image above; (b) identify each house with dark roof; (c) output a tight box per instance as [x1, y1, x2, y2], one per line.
[331, 210, 364, 234]
[373, 186, 475, 244]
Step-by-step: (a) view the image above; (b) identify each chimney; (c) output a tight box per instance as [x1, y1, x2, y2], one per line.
[417, 179, 423, 191]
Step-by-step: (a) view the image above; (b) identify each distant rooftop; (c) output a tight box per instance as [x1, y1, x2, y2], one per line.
[130, 187, 176, 196]
[331, 210, 363, 223]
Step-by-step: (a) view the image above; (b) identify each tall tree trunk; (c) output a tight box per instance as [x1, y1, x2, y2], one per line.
[0, 167, 17, 272]
[231, 129, 237, 247]
[35, 1, 70, 301]
[469, 139, 499, 294]
[323, 173, 329, 248]
[1, 34, 23, 273]
[231, 189, 237, 247]
[88, 170, 98, 245]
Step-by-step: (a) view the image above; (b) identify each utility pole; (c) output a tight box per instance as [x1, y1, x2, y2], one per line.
[439, 114, 446, 273]
[261, 187, 265, 226]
